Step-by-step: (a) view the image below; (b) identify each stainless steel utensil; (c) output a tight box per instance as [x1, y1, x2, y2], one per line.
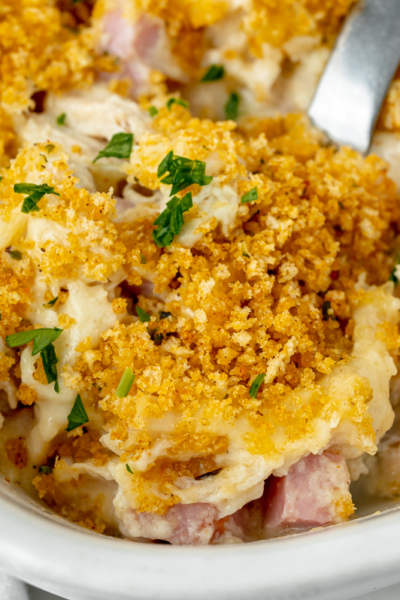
[308, 0, 400, 154]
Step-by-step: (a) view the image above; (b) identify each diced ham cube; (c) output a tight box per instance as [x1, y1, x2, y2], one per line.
[263, 453, 353, 531]
[120, 502, 219, 545]
[99, 8, 185, 96]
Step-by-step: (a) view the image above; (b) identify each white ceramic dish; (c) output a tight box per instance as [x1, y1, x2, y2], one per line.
[1, 477, 400, 600]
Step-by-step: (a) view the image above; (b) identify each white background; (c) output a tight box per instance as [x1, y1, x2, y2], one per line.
[27, 583, 400, 600]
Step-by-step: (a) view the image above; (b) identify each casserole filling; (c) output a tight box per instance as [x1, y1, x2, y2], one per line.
[0, 0, 400, 544]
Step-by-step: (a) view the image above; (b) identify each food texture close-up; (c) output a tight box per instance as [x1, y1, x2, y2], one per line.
[2, 0, 400, 553]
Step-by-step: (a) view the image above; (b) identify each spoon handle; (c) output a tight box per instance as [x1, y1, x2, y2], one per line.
[308, 0, 400, 154]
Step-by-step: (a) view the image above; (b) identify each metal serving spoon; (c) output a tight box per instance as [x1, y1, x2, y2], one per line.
[308, 0, 400, 154]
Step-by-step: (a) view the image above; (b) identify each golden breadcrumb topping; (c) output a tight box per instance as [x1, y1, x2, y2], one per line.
[0, 143, 125, 283]
[0, 0, 115, 114]
[57, 108, 399, 513]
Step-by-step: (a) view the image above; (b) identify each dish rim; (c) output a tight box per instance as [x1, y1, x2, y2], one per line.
[1, 485, 400, 600]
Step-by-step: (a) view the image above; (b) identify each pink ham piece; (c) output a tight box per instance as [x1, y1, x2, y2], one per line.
[100, 9, 186, 96]
[263, 452, 353, 532]
[121, 502, 219, 545]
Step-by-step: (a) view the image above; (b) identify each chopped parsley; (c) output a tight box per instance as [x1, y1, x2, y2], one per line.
[249, 373, 266, 399]
[152, 192, 193, 247]
[6, 327, 63, 392]
[151, 330, 164, 345]
[38, 465, 53, 475]
[126, 464, 134, 474]
[225, 91, 240, 120]
[157, 150, 213, 197]
[66, 394, 89, 431]
[201, 65, 225, 82]
[93, 132, 134, 163]
[159, 311, 172, 320]
[241, 187, 258, 204]
[45, 144, 55, 154]
[148, 106, 158, 117]
[136, 307, 151, 323]
[56, 113, 67, 126]
[242, 252, 250, 258]
[140, 253, 147, 264]
[195, 468, 222, 480]
[322, 301, 336, 321]
[9, 250, 22, 260]
[14, 183, 60, 214]
[116, 367, 135, 399]
[166, 98, 189, 110]
[389, 255, 400, 285]
[43, 296, 58, 308]
[6, 327, 63, 355]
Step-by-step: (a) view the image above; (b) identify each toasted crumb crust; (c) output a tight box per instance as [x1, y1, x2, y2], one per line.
[1, 0, 400, 530]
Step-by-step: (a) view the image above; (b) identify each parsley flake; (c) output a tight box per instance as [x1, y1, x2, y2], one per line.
[116, 367, 135, 399]
[140, 253, 147, 264]
[201, 65, 225, 82]
[9, 250, 22, 260]
[159, 311, 172, 320]
[136, 307, 151, 322]
[6, 327, 63, 355]
[389, 255, 400, 285]
[43, 296, 58, 308]
[38, 465, 53, 475]
[56, 113, 67, 126]
[45, 144, 55, 154]
[225, 91, 240, 120]
[249, 373, 266, 399]
[167, 98, 189, 110]
[149, 106, 158, 117]
[157, 151, 212, 197]
[322, 301, 336, 321]
[66, 394, 89, 431]
[14, 183, 60, 214]
[195, 468, 222, 480]
[152, 192, 193, 247]
[126, 464, 134, 474]
[6, 327, 63, 392]
[93, 133, 134, 163]
[241, 187, 258, 204]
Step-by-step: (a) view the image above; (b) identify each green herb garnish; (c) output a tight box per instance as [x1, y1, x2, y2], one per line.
[157, 150, 212, 197]
[9, 250, 22, 260]
[66, 394, 89, 431]
[6, 327, 63, 391]
[159, 311, 172, 320]
[45, 144, 55, 154]
[14, 183, 60, 214]
[389, 255, 400, 285]
[56, 113, 67, 126]
[140, 253, 147, 264]
[322, 301, 335, 321]
[149, 106, 158, 117]
[242, 252, 250, 258]
[241, 187, 258, 204]
[38, 465, 53, 475]
[40, 344, 59, 388]
[93, 133, 133, 163]
[167, 98, 189, 110]
[152, 192, 193, 247]
[195, 468, 222, 480]
[201, 65, 225, 82]
[249, 373, 266, 399]
[6, 327, 63, 355]
[136, 307, 151, 323]
[126, 464, 134, 474]
[43, 296, 58, 308]
[116, 367, 135, 399]
[225, 91, 240, 120]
